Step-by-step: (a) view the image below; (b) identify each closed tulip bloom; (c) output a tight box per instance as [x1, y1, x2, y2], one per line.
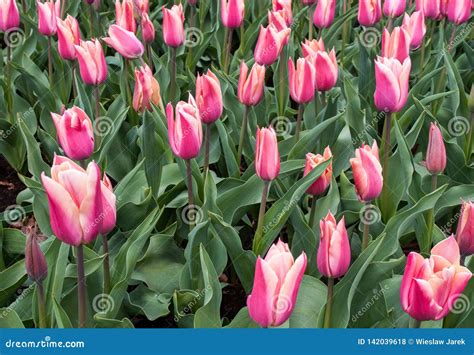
[85, 0, 100, 9]
[381, 27, 410, 63]
[104, 24, 144, 59]
[447, 0, 471, 25]
[254, 25, 291, 66]
[425, 122, 446, 174]
[188, 0, 197, 5]
[37, 0, 57, 36]
[238, 61, 266, 106]
[415, 0, 442, 20]
[350, 142, 383, 202]
[115, 0, 136, 33]
[304, 147, 332, 195]
[74, 39, 108, 86]
[400, 236, 472, 321]
[41, 155, 117, 246]
[383, 0, 406, 18]
[312, 49, 338, 92]
[221, 0, 245, 28]
[57, 15, 81, 61]
[318, 212, 351, 278]
[272, 0, 292, 25]
[313, 0, 336, 28]
[456, 201, 474, 256]
[166, 94, 203, 160]
[302, 0, 317, 4]
[141, 13, 155, 43]
[288, 57, 316, 104]
[255, 127, 280, 181]
[162, 4, 185, 48]
[25, 233, 48, 282]
[374, 56, 411, 113]
[133, 65, 162, 113]
[51, 107, 94, 160]
[196, 70, 223, 124]
[402, 11, 426, 49]
[247, 240, 307, 328]
[301, 38, 325, 57]
[358, 0, 382, 26]
[0, 0, 20, 32]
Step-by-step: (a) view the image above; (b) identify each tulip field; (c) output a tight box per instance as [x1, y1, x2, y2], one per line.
[0, 0, 473, 331]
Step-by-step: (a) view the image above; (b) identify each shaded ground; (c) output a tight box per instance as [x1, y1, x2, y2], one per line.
[0, 156, 24, 211]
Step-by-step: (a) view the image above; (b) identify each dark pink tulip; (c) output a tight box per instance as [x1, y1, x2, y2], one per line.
[374, 56, 411, 113]
[141, 13, 155, 43]
[383, 0, 406, 18]
[350, 142, 383, 202]
[255, 127, 280, 181]
[41, 155, 117, 246]
[0, 0, 20, 32]
[318, 212, 351, 278]
[254, 24, 291, 66]
[358, 0, 382, 26]
[133, 64, 162, 113]
[37, 0, 57, 36]
[447, 0, 471, 24]
[25, 233, 48, 282]
[196, 70, 223, 124]
[304, 147, 332, 196]
[238, 61, 266, 107]
[115, 0, 136, 33]
[415, 0, 442, 20]
[57, 15, 81, 61]
[166, 94, 203, 160]
[104, 24, 144, 59]
[221, 0, 245, 28]
[312, 49, 338, 92]
[162, 4, 185, 48]
[381, 27, 411, 63]
[247, 240, 307, 327]
[401, 236, 472, 321]
[456, 201, 474, 256]
[313, 0, 336, 28]
[288, 57, 316, 104]
[402, 11, 426, 49]
[425, 122, 446, 175]
[51, 106, 94, 160]
[74, 39, 108, 86]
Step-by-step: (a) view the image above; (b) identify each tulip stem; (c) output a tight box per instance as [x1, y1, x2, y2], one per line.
[6, 42, 13, 123]
[94, 85, 100, 119]
[308, 196, 317, 229]
[223, 28, 233, 74]
[341, 0, 348, 66]
[89, 4, 95, 36]
[253, 180, 270, 254]
[124, 59, 133, 109]
[169, 47, 177, 102]
[185, 159, 195, 230]
[237, 105, 249, 174]
[61, 0, 66, 19]
[102, 235, 111, 295]
[72, 62, 77, 99]
[323, 277, 334, 328]
[278, 50, 286, 117]
[36, 280, 47, 328]
[423, 174, 438, 255]
[410, 318, 422, 328]
[465, 116, 473, 161]
[295, 104, 304, 141]
[380, 112, 392, 219]
[387, 17, 393, 32]
[308, 4, 314, 40]
[47, 37, 53, 87]
[22, 0, 27, 13]
[361, 202, 370, 251]
[204, 123, 211, 175]
[77, 244, 87, 328]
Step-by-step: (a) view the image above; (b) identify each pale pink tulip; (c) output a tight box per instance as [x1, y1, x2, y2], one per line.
[350, 141, 383, 202]
[57, 15, 81, 61]
[238, 61, 266, 107]
[195, 70, 223, 124]
[255, 127, 280, 181]
[0, 0, 20, 32]
[74, 39, 108, 86]
[304, 147, 332, 196]
[221, 0, 245, 28]
[425, 122, 446, 174]
[456, 201, 474, 256]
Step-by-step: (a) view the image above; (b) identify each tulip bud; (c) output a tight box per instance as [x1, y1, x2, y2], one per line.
[133, 65, 162, 113]
[188, 0, 197, 5]
[195, 70, 223, 124]
[272, 0, 292, 25]
[383, 0, 406, 18]
[288, 57, 316, 104]
[37, 0, 57, 36]
[41, 155, 116, 246]
[247, 240, 307, 327]
[446, 0, 471, 25]
[74, 39, 108, 86]
[115, 0, 136, 33]
[304, 147, 332, 195]
[313, 0, 336, 29]
[254, 25, 291, 66]
[302, 0, 317, 4]
[85, 0, 100, 9]
[381, 27, 411, 63]
[402, 11, 426, 49]
[456, 201, 474, 256]
[415, 0, 442, 20]
[166, 94, 203, 160]
[104, 24, 144, 59]
[221, 0, 245, 28]
[25, 233, 48, 282]
[141, 13, 155, 44]
[425, 122, 446, 175]
[301, 38, 325, 57]
[51, 106, 94, 160]
[57, 15, 81, 61]
[318, 212, 351, 278]
[255, 127, 280, 181]
[350, 141, 383, 202]
[400, 236, 472, 321]
[162, 4, 185, 48]
[358, 0, 382, 26]
[312, 49, 338, 92]
[0, 0, 20, 32]
[374, 56, 411, 113]
[238, 61, 266, 107]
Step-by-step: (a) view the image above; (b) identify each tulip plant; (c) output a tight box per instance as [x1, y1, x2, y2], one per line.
[0, 0, 472, 330]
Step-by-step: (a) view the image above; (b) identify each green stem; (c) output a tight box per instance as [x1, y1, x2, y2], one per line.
[48, 36, 53, 87]
[465, 116, 473, 161]
[61, 0, 66, 19]
[308, 4, 314, 40]
[185, 159, 195, 230]
[72, 62, 78, 99]
[308, 196, 317, 229]
[410, 318, 422, 328]
[89, 4, 94, 36]
[94, 85, 100, 119]
[278, 50, 286, 116]
[341, 0, 348, 65]
[223, 28, 233, 74]
[380, 112, 392, 217]
[77, 244, 87, 328]
[295, 104, 304, 141]
[323, 277, 334, 328]
[424, 174, 438, 255]
[169, 47, 177, 102]
[102, 234, 111, 295]
[6, 43, 13, 123]
[362, 202, 370, 251]
[253, 180, 270, 254]
[204, 123, 211, 175]
[237, 105, 249, 173]
[37, 280, 47, 328]
[387, 17, 393, 32]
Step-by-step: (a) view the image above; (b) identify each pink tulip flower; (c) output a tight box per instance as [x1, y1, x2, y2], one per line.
[0, 0, 20, 32]
[115, 0, 136, 33]
[402, 11, 426, 49]
[383, 0, 406, 18]
[133, 64, 162, 113]
[350, 141, 383, 202]
[255, 127, 280, 181]
[25, 233, 48, 282]
[57, 15, 81, 61]
[238, 61, 266, 107]
[133, 0, 148, 15]
[74, 39, 108, 86]
[446, 0, 471, 24]
[415, 0, 442, 20]
[304, 147, 333, 196]
[272, 0, 293, 25]
[37, 0, 57, 36]
[162, 4, 185, 48]
[313, 0, 336, 28]
[195, 70, 223, 124]
[104, 24, 144, 59]
[141, 13, 155, 43]
[312, 49, 338, 92]
[358, 0, 382, 26]
[301, 38, 325, 57]
[381, 27, 411, 63]
[425, 122, 446, 175]
[221, 0, 245, 28]
[288, 57, 316, 104]
[254, 24, 291, 66]
[456, 201, 474, 256]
